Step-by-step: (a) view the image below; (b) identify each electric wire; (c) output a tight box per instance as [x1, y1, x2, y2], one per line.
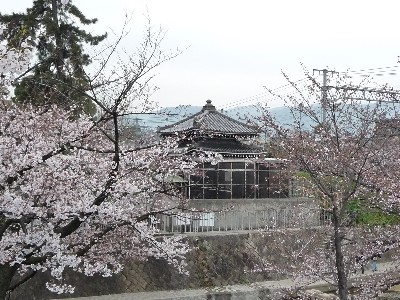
[142, 65, 400, 127]
[339, 65, 399, 77]
[219, 77, 308, 111]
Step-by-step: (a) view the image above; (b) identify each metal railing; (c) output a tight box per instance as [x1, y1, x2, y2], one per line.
[155, 208, 332, 234]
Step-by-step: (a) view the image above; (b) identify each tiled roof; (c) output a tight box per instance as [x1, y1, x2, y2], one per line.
[158, 100, 259, 136]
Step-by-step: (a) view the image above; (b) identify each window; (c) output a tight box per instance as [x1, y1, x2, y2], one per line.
[188, 161, 288, 199]
[224, 171, 232, 182]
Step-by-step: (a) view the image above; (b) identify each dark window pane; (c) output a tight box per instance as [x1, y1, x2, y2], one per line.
[218, 185, 232, 199]
[190, 173, 203, 185]
[232, 185, 245, 199]
[258, 163, 268, 171]
[246, 171, 255, 184]
[232, 171, 245, 185]
[203, 162, 214, 169]
[204, 170, 217, 184]
[258, 184, 269, 198]
[232, 162, 245, 169]
[245, 163, 254, 170]
[190, 186, 203, 199]
[258, 171, 269, 185]
[219, 162, 231, 169]
[204, 185, 217, 198]
[218, 170, 231, 184]
[245, 185, 256, 199]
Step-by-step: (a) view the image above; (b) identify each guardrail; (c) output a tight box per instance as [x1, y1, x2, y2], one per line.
[156, 209, 332, 233]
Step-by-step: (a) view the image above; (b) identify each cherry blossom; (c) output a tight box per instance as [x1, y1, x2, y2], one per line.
[260, 72, 400, 299]
[0, 23, 195, 298]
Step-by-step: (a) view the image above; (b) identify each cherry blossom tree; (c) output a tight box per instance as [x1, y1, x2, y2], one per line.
[260, 71, 400, 299]
[0, 18, 195, 299]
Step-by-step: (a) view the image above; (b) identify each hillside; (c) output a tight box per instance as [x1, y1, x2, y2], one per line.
[138, 102, 382, 131]
[123, 104, 308, 131]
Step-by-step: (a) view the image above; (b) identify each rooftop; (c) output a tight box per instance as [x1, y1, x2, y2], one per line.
[158, 100, 259, 137]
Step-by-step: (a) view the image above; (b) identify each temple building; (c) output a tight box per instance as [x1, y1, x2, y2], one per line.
[157, 100, 318, 232]
[158, 100, 289, 200]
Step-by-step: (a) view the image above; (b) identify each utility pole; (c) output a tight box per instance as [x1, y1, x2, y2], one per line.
[313, 68, 338, 124]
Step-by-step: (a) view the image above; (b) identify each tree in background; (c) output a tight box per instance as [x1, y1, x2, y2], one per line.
[0, 9, 195, 300]
[260, 72, 400, 299]
[0, 0, 106, 115]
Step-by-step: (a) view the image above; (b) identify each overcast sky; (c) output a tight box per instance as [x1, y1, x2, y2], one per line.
[3, 0, 400, 109]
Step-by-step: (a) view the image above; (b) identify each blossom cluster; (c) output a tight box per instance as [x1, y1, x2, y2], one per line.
[0, 25, 32, 88]
[0, 35, 193, 294]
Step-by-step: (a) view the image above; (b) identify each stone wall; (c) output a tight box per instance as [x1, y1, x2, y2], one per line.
[10, 229, 323, 300]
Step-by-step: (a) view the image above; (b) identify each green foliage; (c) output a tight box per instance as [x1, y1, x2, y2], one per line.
[296, 171, 400, 227]
[347, 199, 400, 226]
[295, 171, 312, 180]
[0, 0, 106, 115]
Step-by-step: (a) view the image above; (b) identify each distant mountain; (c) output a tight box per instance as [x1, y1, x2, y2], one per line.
[122, 105, 201, 130]
[224, 105, 293, 123]
[122, 101, 398, 134]
[123, 104, 320, 131]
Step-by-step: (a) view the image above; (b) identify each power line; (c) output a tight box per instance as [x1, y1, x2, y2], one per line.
[152, 64, 400, 121]
[314, 66, 400, 105]
[341, 65, 399, 77]
[219, 78, 308, 110]
[327, 85, 400, 103]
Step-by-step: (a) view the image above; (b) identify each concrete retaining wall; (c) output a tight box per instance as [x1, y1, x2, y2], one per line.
[11, 229, 323, 299]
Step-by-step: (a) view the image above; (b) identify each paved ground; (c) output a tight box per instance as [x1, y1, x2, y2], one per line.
[52, 261, 400, 300]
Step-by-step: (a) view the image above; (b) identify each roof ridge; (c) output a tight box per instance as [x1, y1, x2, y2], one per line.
[158, 111, 203, 131]
[209, 109, 257, 130]
[158, 101, 260, 135]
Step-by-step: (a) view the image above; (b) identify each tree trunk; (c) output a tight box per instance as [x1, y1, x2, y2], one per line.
[51, 0, 64, 80]
[332, 207, 348, 300]
[0, 264, 17, 300]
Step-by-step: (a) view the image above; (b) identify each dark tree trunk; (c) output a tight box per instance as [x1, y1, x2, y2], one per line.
[0, 264, 17, 300]
[332, 206, 348, 300]
[51, 0, 64, 80]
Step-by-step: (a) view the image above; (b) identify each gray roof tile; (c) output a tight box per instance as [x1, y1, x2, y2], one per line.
[158, 100, 259, 136]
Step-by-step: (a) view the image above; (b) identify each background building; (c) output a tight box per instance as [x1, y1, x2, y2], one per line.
[157, 100, 319, 232]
